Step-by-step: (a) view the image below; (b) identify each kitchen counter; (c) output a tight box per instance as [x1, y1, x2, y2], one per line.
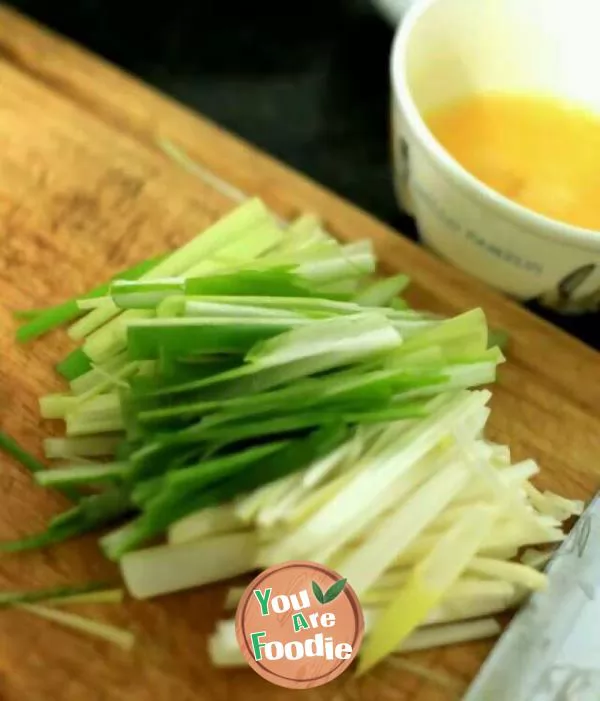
[6, 0, 599, 349]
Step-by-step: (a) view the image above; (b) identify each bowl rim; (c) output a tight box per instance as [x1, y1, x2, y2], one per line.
[390, 0, 600, 253]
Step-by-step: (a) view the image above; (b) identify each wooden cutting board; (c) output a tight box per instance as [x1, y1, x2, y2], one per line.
[0, 7, 598, 701]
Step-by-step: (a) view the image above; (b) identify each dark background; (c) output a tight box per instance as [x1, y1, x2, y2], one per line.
[7, 0, 599, 349]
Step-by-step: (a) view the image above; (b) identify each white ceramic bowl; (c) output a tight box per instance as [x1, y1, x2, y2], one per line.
[390, 0, 600, 313]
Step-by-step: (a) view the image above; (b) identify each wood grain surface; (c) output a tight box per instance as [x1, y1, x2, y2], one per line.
[0, 6, 598, 701]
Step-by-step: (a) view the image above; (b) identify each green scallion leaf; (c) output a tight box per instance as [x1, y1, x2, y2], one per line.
[0, 431, 80, 502]
[0, 582, 112, 607]
[56, 348, 93, 381]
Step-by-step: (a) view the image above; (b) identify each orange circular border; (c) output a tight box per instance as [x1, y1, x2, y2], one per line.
[235, 560, 364, 689]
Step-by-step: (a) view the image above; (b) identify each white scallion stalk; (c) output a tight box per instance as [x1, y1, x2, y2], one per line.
[425, 592, 514, 625]
[302, 433, 363, 489]
[335, 460, 470, 595]
[78, 310, 153, 361]
[388, 362, 497, 403]
[286, 212, 323, 240]
[499, 460, 540, 485]
[183, 301, 305, 319]
[366, 589, 514, 626]
[397, 618, 501, 653]
[184, 221, 285, 278]
[36, 462, 127, 487]
[248, 312, 402, 368]
[451, 459, 539, 507]
[447, 578, 516, 601]
[80, 394, 122, 419]
[392, 511, 560, 570]
[392, 308, 488, 358]
[43, 435, 122, 459]
[209, 622, 244, 667]
[187, 295, 362, 315]
[121, 532, 258, 599]
[523, 483, 584, 521]
[252, 437, 363, 529]
[77, 296, 114, 311]
[234, 474, 299, 523]
[168, 503, 245, 545]
[18, 604, 134, 650]
[294, 241, 376, 284]
[457, 438, 553, 542]
[65, 393, 121, 421]
[65, 413, 124, 437]
[254, 474, 305, 529]
[354, 274, 410, 307]
[543, 492, 584, 517]
[360, 575, 515, 608]
[466, 556, 548, 590]
[487, 442, 511, 466]
[281, 469, 359, 527]
[39, 394, 78, 420]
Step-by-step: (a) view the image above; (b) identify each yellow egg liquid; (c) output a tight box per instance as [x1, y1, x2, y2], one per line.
[425, 94, 600, 231]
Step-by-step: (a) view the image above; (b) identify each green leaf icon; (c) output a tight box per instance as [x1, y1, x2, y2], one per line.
[311, 580, 325, 604]
[323, 578, 347, 603]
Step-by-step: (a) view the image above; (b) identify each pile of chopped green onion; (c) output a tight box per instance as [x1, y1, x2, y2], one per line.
[6, 198, 581, 672]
